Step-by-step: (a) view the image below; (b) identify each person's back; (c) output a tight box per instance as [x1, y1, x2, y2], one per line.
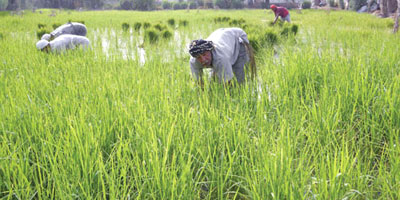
[50, 34, 90, 52]
[51, 22, 87, 38]
[270, 4, 291, 24]
[275, 7, 289, 18]
[206, 28, 249, 67]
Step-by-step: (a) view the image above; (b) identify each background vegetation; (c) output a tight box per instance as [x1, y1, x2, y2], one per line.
[0, 9, 399, 199]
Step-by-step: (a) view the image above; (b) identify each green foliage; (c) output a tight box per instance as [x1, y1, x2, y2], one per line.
[229, 18, 246, 26]
[180, 2, 188, 9]
[153, 23, 166, 31]
[302, 1, 311, 9]
[349, 0, 367, 11]
[167, 18, 175, 26]
[145, 28, 159, 43]
[36, 28, 48, 39]
[231, 0, 244, 9]
[122, 22, 130, 31]
[161, 29, 172, 39]
[162, 1, 172, 9]
[134, 22, 142, 31]
[52, 23, 62, 30]
[328, 0, 336, 7]
[179, 20, 188, 27]
[291, 24, 298, 35]
[215, 0, 230, 8]
[143, 22, 151, 29]
[189, 2, 197, 9]
[133, 0, 155, 10]
[387, 21, 394, 28]
[0, 32, 3, 40]
[68, 20, 85, 24]
[37, 23, 46, 29]
[214, 16, 231, 23]
[173, 3, 181, 10]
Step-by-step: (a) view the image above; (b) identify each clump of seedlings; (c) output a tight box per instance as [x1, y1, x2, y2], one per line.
[122, 22, 130, 31]
[143, 22, 151, 29]
[179, 20, 188, 27]
[161, 29, 172, 39]
[37, 28, 49, 39]
[145, 29, 159, 43]
[134, 22, 142, 31]
[52, 23, 62, 30]
[167, 18, 175, 26]
[37, 23, 46, 29]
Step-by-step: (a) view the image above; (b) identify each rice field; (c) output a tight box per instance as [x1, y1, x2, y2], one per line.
[0, 9, 399, 199]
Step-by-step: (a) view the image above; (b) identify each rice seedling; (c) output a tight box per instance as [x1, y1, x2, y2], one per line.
[143, 22, 151, 29]
[133, 22, 142, 31]
[36, 28, 48, 39]
[37, 23, 46, 29]
[52, 23, 62, 30]
[161, 29, 172, 39]
[122, 22, 130, 31]
[145, 28, 159, 43]
[167, 18, 175, 26]
[179, 19, 188, 27]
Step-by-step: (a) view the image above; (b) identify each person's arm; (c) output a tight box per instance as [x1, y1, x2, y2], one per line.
[190, 58, 204, 88]
[272, 14, 279, 25]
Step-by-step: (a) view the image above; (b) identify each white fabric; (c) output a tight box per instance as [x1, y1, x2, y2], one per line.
[41, 34, 51, 41]
[51, 22, 87, 39]
[190, 28, 250, 83]
[36, 39, 49, 50]
[49, 34, 90, 52]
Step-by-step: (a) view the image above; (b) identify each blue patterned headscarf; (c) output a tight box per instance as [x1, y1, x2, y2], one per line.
[189, 39, 214, 57]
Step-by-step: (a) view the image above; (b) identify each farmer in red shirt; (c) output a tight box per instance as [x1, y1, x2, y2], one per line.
[270, 4, 291, 25]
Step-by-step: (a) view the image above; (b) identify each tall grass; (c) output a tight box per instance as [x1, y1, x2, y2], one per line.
[0, 9, 399, 199]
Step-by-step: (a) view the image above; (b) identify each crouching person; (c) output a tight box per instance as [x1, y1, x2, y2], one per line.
[189, 27, 256, 88]
[41, 22, 87, 41]
[36, 34, 90, 53]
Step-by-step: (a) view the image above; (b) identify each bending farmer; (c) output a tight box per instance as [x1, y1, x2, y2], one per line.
[188, 27, 256, 87]
[41, 22, 87, 41]
[36, 34, 90, 53]
[270, 5, 291, 25]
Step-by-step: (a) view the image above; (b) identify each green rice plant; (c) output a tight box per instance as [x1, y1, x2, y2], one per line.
[36, 28, 48, 39]
[143, 22, 151, 29]
[0, 32, 3, 39]
[122, 22, 130, 31]
[52, 23, 62, 30]
[291, 24, 299, 35]
[68, 19, 85, 24]
[302, 1, 311, 9]
[153, 23, 166, 31]
[145, 28, 159, 43]
[37, 23, 46, 29]
[167, 18, 175, 26]
[222, 16, 230, 22]
[161, 29, 172, 39]
[133, 22, 142, 31]
[280, 26, 290, 36]
[179, 20, 188, 27]
[229, 19, 239, 26]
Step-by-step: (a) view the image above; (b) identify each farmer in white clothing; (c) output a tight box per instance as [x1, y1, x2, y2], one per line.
[36, 34, 90, 53]
[41, 22, 87, 41]
[189, 28, 256, 87]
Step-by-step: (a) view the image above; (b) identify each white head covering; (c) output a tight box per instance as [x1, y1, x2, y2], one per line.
[36, 39, 49, 50]
[41, 33, 51, 41]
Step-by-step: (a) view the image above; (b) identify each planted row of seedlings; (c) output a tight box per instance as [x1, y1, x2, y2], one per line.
[212, 16, 299, 53]
[121, 19, 189, 44]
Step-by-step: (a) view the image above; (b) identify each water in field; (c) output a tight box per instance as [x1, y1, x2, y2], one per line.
[93, 28, 146, 65]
